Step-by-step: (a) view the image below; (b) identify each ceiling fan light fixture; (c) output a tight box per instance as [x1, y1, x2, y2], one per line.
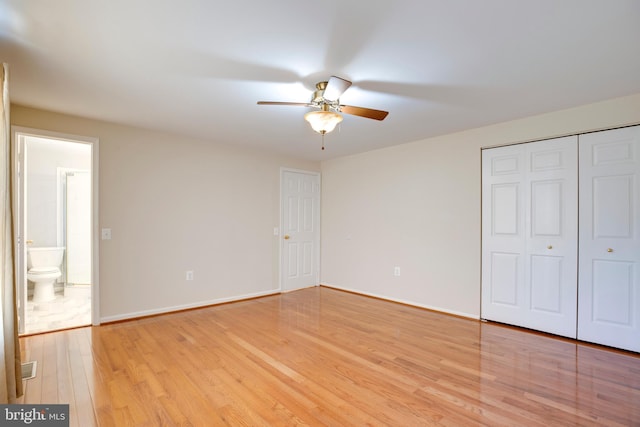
[304, 110, 343, 134]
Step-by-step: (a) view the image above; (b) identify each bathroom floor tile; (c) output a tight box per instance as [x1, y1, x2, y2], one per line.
[24, 285, 91, 335]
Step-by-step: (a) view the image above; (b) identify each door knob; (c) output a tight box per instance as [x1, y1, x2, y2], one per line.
[607, 248, 613, 253]
[547, 245, 553, 250]
[284, 235, 290, 240]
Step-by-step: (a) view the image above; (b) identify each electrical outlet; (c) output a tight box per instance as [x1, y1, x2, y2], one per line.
[186, 270, 194, 281]
[394, 267, 401, 277]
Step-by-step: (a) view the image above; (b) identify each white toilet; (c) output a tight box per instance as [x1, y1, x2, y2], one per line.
[27, 247, 65, 303]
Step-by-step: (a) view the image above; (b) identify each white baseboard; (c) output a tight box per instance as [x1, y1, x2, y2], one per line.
[100, 289, 280, 324]
[280, 284, 318, 293]
[100, 284, 479, 324]
[320, 282, 479, 320]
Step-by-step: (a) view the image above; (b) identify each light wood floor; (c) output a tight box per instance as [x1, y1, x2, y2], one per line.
[17, 286, 640, 426]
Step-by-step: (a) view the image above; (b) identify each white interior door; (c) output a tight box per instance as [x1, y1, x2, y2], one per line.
[281, 170, 320, 292]
[482, 136, 578, 337]
[578, 125, 640, 352]
[66, 171, 92, 285]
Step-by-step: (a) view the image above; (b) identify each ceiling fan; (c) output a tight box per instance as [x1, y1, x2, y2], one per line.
[257, 76, 389, 149]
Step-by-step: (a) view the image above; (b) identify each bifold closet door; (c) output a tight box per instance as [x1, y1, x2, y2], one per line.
[481, 136, 578, 338]
[578, 125, 640, 353]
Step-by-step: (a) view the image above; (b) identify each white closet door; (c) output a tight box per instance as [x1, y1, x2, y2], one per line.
[578, 125, 640, 352]
[482, 144, 526, 327]
[482, 136, 578, 337]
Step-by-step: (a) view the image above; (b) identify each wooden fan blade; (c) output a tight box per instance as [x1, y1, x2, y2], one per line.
[323, 76, 352, 101]
[340, 105, 389, 121]
[257, 101, 312, 106]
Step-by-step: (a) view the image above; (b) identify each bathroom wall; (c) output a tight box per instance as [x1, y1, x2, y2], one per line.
[25, 136, 91, 248]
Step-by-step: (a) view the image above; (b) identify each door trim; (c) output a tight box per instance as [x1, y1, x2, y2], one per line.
[12, 126, 100, 328]
[279, 168, 321, 292]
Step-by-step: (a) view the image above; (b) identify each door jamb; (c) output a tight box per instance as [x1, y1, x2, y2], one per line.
[12, 126, 100, 328]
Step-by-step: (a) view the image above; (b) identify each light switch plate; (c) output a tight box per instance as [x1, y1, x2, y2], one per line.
[101, 228, 111, 240]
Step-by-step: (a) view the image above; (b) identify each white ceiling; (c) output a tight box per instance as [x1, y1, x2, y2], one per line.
[2, 1, 640, 161]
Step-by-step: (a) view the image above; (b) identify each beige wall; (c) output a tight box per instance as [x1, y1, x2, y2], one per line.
[12, 105, 320, 321]
[12, 93, 640, 322]
[320, 93, 640, 318]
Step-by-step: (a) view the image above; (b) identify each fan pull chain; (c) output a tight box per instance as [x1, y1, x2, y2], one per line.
[321, 132, 325, 150]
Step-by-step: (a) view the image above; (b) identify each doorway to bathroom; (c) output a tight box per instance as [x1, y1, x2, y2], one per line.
[13, 127, 98, 335]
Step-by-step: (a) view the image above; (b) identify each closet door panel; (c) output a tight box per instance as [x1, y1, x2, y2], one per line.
[530, 255, 563, 313]
[524, 138, 578, 337]
[490, 252, 520, 306]
[531, 180, 562, 236]
[578, 125, 640, 352]
[592, 260, 633, 324]
[593, 175, 632, 237]
[489, 183, 521, 307]
[482, 146, 526, 327]
[492, 184, 520, 235]
[482, 136, 577, 337]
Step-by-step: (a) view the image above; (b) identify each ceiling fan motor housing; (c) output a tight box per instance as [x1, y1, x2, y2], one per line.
[312, 81, 329, 104]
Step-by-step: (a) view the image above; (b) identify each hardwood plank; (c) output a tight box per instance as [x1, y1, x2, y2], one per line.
[43, 334, 60, 402]
[66, 329, 97, 426]
[18, 286, 640, 425]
